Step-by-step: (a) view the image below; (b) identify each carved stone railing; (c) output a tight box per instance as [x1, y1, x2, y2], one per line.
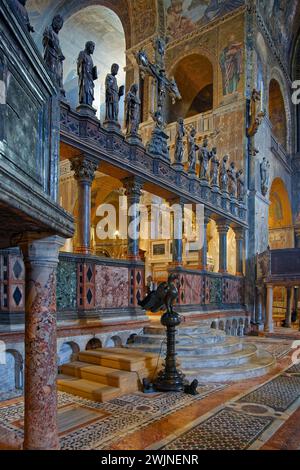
[270, 135, 290, 172]
[257, 248, 300, 284]
[168, 267, 245, 312]
[60, 102, 247, 226]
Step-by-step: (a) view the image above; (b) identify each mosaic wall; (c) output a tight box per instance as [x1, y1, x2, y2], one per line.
[164, 0, 245, 41]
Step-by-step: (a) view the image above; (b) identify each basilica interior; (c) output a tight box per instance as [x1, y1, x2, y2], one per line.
[1, 0, 300, 452]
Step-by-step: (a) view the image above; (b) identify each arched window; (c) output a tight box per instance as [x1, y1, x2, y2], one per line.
[269, 79, 287, 149]
[268, 178, 293, 249]
[166, 54, 213, 124]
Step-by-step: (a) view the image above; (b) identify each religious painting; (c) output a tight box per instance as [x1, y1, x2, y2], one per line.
[257, 0, 298, 61]
[219, 35, 243, 95]
[164, 0, 245, 40]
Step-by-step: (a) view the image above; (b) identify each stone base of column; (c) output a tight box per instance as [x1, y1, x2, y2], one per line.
[76, 103, 97, 117]
[103, 119, 122, 133]
[75, 246, 91, 255]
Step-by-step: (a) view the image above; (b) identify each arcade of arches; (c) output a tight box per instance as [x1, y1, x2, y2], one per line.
[1, 0, 300, 453]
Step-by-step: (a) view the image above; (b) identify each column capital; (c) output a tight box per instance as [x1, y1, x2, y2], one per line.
[216, 219, 230, 234]
[123, 176, 144, 199]
[20, 234, 65, 268]
[233, 226, 245, 240]
[70, 156, 98, 183]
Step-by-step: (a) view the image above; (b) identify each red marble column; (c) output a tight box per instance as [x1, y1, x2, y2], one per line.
[20, 235, 64, 450]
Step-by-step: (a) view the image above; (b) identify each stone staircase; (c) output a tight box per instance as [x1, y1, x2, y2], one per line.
[127, 321, 276, 382]
[57, 348, 161, 402]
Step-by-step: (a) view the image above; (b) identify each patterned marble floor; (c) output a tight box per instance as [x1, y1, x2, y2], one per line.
[0, 384, 225, 450]
[0, 335, 299, 451]
[161, 362, 300, 450]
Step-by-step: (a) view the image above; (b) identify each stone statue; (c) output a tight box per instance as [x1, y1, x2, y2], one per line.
[199, 136, 211, 180]
[210, 147, 220, 187]
[125, 83, 140, 137]
[174, 118, 185, 165]
[77, 41, 97, 107]
[105, 63, 125, 123]
[219, 155, 229, 192]
[260, 157, 270, 197]
[43, 15, 65, 97]
[8, 0, 34, 33]
[227, 161, 237, 198]
[187, 127, 198, 175]
[237, 169, 245, 202]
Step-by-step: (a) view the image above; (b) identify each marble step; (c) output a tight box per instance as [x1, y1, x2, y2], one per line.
[77, 349, 157, 372]
[144, 324, 212, 336]
[177, 344, 257, 368]
[127, 337, 242, 356]
[134, 330, 227, 346]
[183, 350, 276, 382]
[57, 375, 121, 402]
[60, 361, 139, 391]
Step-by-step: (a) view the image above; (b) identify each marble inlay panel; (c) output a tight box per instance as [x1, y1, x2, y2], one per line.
[182, 274, 202, 305]
[95, 265, 129, 308]
[57, 261, 77, 310]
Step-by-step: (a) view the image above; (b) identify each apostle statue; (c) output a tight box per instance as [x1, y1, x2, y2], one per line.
[125, 83, 141, 137]
[174, 118, 185, 165]
[210, 147, 220, 187]
[187, 127, 198, 175]
[237, 169, 245, 202]
[43, 15, 65, 97]
[8, 0, 34, 33]
[199, 136, 210, 180]
[219, 155, 229, 192]
[227, 161, 237, 198]
[105, 63, 125, 124]
[260, 157, 270, 197]
[77, 41, 97, 108]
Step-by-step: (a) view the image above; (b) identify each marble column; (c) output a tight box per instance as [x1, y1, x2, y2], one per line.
[20, 235, 65, 450]
[198, 214, 210, 271]
[217, 221, 230, 274]
[71, 156, 97, 255]
[171, 201, 184, 266]
[265, 284, 274, 333]
[255, 285, 264, 325]
[284, 286, 294, 328]
[295, 228, 300, 248]
[123, 177, 143, 259]
[234, 227, 245, 276]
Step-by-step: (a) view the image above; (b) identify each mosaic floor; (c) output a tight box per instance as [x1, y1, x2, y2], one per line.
[0, 333, 299, 450]
[160, 362, 300, 450]
[0, 384, 225, 450]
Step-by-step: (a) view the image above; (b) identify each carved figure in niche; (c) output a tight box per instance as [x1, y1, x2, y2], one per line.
[77, 41, 97, 107]
[43, 15, 65, 97]
[187, 127, 198, 174]
[220, 34, 243, 95]
[260, 157, 270, 196]
[174, 118, 185, 164]
[210, 147, 220, 187]
[247, 88, 265, 137]
[236, 169, 245, 202]
[105, 63, 125, 122]
[227, 161, 237, 198]
[219, 155, 229, 192]
[8, 0, 34, 32]
[125, 83, 140, 136]
[199, 136, 211, 180]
